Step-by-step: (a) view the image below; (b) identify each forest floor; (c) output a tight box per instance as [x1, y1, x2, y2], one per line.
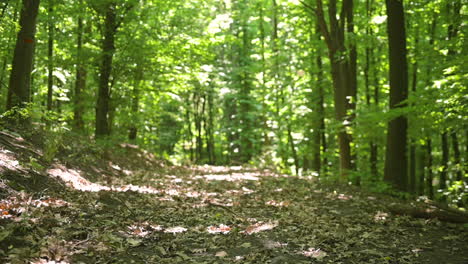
[0, 130, 467, 264]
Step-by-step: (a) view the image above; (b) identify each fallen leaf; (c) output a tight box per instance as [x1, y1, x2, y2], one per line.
[215, 251, 228, 257]
[301, 248, 327, 259]
[207, 224, 231, 234]
[242, 221, 278, 235]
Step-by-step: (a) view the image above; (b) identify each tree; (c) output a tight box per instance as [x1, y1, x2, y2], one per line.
[73, 0, 87, 131]
[383, 0, 408, 191]
[95, 2, 117, 137]
[306, 0, 356, 180]
[6, 0, 40, 119]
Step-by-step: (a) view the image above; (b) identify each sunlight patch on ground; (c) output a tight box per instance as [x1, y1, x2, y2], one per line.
[47, 166, 164, 194]
[265, 200, 290, 207]
[0, 196, 68, 220]
[196, 172, 260, 181]
[0, 150, 22, 172]
[123, 220, 281, 238]
[207, 224, 232, 234]
[241, 221, 279, 235]
[374, 211, 389, 222]
[195, 165, 245, 173]
[300, 247, 328, 259]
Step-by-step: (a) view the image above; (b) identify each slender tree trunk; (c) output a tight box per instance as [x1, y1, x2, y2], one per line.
[310, 26, 323, 175]
[239, 16, 253, 162]
[371, 47, 380, 179]
[346, 0, 357, 179]
[409, 29, 419, 194]
[206, 83, 215, 164]
[73, 11, 86, 131]
[287, 123, 299, 175]
[446, 1, 462, 183]
[185, 95, 194, 162]
[451, 133, 462, 181]
[258, 3, 270, 148]
[46, 2, 54, 111]
[383, 0, 409, 191]
[426, 138, 434, 199]
[439, 132, 449, 198]
[0, 2, 20, 110]
[6, 0, 40, 117]
[417, 145, 426, 195]
[316, 36, 327, 175]
[128, 68, 142, 140]
[95, 3, 117, 138]
[272, 0, 287, 167]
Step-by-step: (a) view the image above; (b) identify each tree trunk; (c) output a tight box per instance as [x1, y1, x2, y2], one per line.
[409, 29, 419, 194]
[383, 0, 408, 191]
[73, 10, 86, 131]
[128, 68, 142, 140]
[426, 138, 434, 199]
[6, 0, 40, 118]
[46, 2, 54, 111]
[439, 132, 449, 199]
[185, 96, 194, 162]
[345, 0, 357, 179]
[417, 145, 426, 196]
[287, 123, 299, 175]
[95, 3, 117, 138]
[0, 2, 20, 111]
[206, 83, 215, 164]
[310, 26, 323, 175]
[239, 16, 253, 162]
[451, 133, 462, 181]
[314, 0, 355, 181]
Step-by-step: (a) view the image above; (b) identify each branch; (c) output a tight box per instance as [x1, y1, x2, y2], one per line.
[315, 0, 332, 51]
[299, 0, 316, 15]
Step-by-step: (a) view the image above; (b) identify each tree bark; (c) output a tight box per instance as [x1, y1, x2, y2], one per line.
[128, 67, 142, 140]
[206, 83, 216, 164]
[409, 29, 419, 194]
[95, 3, 117, 138]
[451, 133, 462, 181]
[439, 132, 449, 198]
[314, 0, 355, 181]
[46, 2, 54, 111]
[426, 138, 434, 199]
[383, 0, 408, 191]
[417, 145, 426, 196]
[73, 10, 86, 131]
[6, 0, 40, 117]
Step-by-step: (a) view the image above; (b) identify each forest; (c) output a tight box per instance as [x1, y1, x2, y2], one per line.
[0, 0, 467, 263]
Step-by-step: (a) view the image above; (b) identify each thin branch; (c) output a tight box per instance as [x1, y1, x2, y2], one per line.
[315, 0, 332, 51]
[299, 0, 316, 15]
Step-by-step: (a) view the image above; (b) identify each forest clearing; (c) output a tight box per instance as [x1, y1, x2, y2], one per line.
[0, 0, 467, 263]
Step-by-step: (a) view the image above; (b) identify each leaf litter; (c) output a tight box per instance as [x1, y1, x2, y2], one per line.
[0, 134, 467, 263]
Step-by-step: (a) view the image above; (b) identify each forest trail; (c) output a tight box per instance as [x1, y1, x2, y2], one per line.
[0, 131, 467, 263]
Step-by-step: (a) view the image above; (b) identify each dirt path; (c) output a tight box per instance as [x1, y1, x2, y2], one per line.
[1, 161, 467, 264]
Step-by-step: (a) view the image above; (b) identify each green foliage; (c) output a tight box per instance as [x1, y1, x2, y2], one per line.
[0, 0, 466, 203]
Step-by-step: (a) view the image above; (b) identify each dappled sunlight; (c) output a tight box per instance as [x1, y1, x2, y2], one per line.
[194, 165, 245, 174]
[48, 165, 168, 194]
[195, 172, 261, 181]
[265, 200, 290, 207]
[0, 150, 22, 172]
[300, 248, 328, 259]
[207, 224, 232, 234]
[241, 221, 279, 235]
[374, 211, 389, 222]
[0, 196, 69, 220]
